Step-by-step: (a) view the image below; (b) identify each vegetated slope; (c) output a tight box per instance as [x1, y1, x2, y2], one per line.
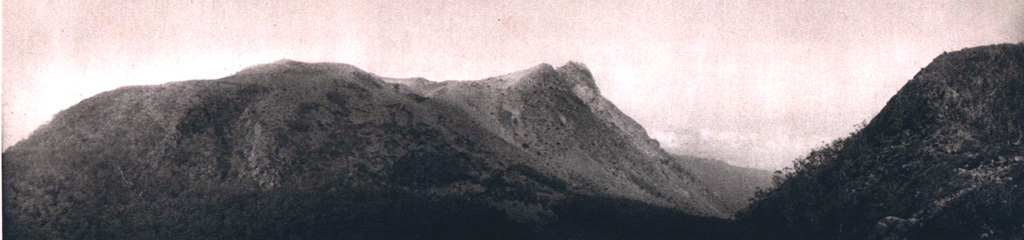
[672, 154, 772, 216]
[387, 63, 729, 216]
[3, 60, 737, 239]
[740, 43, 1024, 239]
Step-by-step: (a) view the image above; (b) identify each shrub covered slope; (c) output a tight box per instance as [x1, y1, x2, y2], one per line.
[740, 43, 1024, 239]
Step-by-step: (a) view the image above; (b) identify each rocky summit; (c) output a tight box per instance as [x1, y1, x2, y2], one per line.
[3, 61, 759, 239]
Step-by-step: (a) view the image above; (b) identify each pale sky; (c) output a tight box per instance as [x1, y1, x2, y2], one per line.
[3, 0, 1022, 169]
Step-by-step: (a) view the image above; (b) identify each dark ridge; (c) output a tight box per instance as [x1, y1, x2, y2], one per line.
[740, 43, 1024, 239]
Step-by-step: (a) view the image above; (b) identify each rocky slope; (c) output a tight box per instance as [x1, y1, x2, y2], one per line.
[3, 60, 739, 239]
[740, 43, 1024, 239]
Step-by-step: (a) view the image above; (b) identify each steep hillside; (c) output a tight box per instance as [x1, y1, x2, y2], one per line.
[387, 62, 728, 215]
[3, 60, 736, 238]
[740, 43, 1024, 239]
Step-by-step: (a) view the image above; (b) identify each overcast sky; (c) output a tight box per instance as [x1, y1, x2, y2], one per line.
[4, 0, 1022, 169]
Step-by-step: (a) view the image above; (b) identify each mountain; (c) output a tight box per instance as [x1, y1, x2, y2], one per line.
[739, 43, 1024, 239]
[382, 62, 730, 216]
[3, 61, 742, 239]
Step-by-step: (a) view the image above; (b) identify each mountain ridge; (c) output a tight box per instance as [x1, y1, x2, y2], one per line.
[3, 60, 756, 238]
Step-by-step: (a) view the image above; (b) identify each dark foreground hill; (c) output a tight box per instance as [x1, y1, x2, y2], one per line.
[3, 61, 747, 239]
[740, 43, 1024, 239]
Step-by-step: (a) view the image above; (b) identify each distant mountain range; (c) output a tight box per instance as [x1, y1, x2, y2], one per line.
[3, 60, 768, 239]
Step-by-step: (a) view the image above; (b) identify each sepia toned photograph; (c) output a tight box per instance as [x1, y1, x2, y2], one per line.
[3, 0, 1022, 239]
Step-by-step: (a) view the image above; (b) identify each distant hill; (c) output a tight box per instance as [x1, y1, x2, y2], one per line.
[3, 61, 744, 239]
[739, 43, 1024, 239]
[672, 154, 772, 216]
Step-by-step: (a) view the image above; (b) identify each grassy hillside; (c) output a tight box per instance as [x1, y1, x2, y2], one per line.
[739, 43, 1024, 239]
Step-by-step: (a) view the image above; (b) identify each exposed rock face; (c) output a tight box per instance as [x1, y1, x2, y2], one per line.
[3, 60, 737, 238]
[740, 43, 1024, 239]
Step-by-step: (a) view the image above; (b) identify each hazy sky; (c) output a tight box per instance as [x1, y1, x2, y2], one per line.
[4, 0, 1022, 169]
